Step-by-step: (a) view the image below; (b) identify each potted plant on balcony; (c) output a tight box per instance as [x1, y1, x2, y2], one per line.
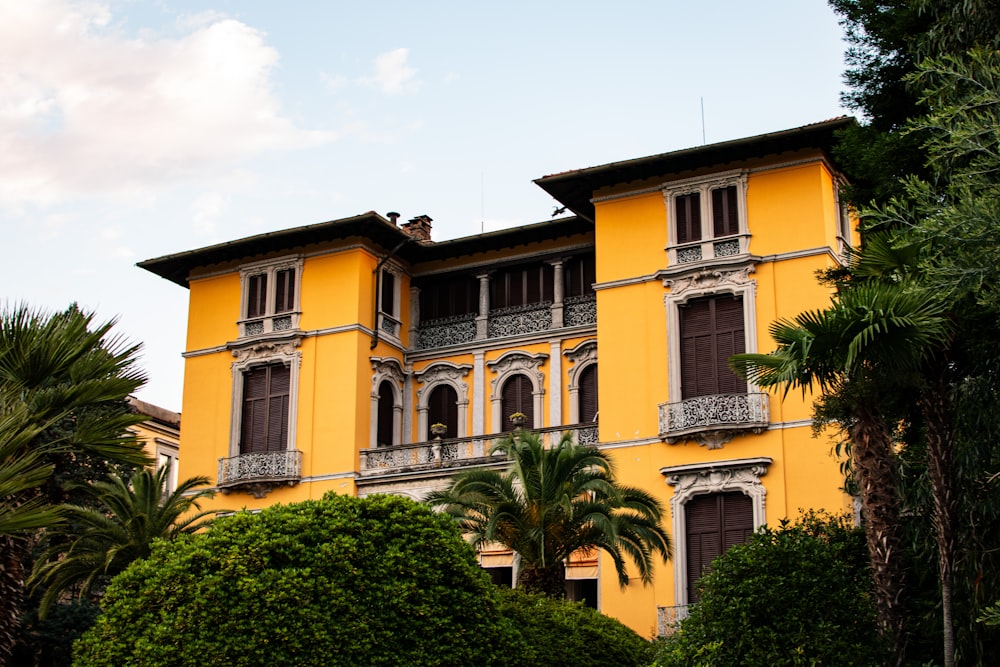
[509, 412, 527, 428]
[430, 423, 448, 438]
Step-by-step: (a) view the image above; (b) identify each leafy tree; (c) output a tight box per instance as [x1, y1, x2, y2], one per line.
[732, 259, 950, 665]
[0, 304, 148, 663]
[496, 588, 653, 667]
[426, 430, 671, 597]
[650, 512, 886, 667]
[30, 465, 217, 617]
[74, 493, 519, 667]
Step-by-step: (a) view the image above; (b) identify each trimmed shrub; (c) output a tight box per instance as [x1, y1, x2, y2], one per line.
[650, 512, 887, 666]
[497, 588, 653, 667]
[74, 493, 517, 667]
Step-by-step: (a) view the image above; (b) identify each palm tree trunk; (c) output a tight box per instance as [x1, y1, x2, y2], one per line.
[920, 373, 957, 667]
[517, 563, 566, 598]
[0, 534, 28, 666]
[849, 409, 908, 666]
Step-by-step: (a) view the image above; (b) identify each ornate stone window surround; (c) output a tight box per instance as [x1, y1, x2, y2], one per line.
[564, 339, 597, 425]
[661, 457, 771, 608]
[663, 170, 749, 265]
[370, 357, 405, 447]
[238, 255, 304, 338]
[228, 339, 302, 457]
[662, 263, 764, 448]
[415, 362, 472, 441]
[487, 351, 548, 431]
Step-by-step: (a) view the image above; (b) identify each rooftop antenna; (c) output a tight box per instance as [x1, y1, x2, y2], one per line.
[701, 97, 706, 145]
[480, 170, 485, 234]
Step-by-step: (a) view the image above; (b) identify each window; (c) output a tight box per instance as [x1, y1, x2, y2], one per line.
[239, 257, 303, 337]
[240, 363, 290, 454]
[418, 275, 478, 321]
[156, 447, 179, 494]
[664, 171, 748, 264]
[491, 263, 555, 310]
[578, 364, 598, 423]
[427, 384, 458, 439]
[565, 579, 598, 609]
[501, 374, 534, 432]
[684, 492, 753, 603]
[377, 266, 402, 338]
[376, 381, 395, 447]
[679, 294, 746, 399]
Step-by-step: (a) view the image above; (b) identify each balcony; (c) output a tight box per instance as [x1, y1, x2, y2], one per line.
[360, 423, 599, 478]
[217, 449, 303, 498]
[668, 234, 749, 266]
[659, 392, 768, 449]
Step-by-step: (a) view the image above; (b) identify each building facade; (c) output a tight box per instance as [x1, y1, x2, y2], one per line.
[127, 396, 181, 494]
[141, 118, 857, 637]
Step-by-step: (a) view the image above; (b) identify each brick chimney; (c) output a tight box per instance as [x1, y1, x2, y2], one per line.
[401, 214, 433, 242]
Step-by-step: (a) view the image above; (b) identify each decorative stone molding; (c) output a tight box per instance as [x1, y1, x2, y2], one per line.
[487, 351, 548, 430]
[564, 339, 597, 425]
[661, 457, 772, 608]
[415, 362, 472, 440]
[228, 339, 302, 460]
[370, 357, 405, 447]
[662, 264, 755, 300]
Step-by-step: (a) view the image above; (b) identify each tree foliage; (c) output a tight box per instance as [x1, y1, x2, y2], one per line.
[650, 512, 886, 667]
[425, 431, 670, 597]
[30, 465, 217, 617]
[74, 493, 518, 667]
[496, 588, 652, 667]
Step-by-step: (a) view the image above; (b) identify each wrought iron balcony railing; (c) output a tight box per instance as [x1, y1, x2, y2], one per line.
[217, 449, 303, 496]
[360, 423, 599, 477]
[658, 392, 769, 448]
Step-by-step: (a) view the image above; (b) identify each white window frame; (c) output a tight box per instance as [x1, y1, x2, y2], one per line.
[228, 341, 301, 457]
[487, 351, 548, 432]
[155, 441, 179, 495]
[664, 170, 749, 265]
[661, 457, 771, 610]
[238, 255, 304, 338]
[377, 263, 403, 341]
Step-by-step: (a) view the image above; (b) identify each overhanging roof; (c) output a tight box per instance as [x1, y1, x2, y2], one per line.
[533, 117, 855, 222]
[139, 211, 592, 288]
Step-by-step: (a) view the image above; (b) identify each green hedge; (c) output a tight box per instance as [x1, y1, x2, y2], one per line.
[650, 512, 887, 666]
[74, 493, 516, 667]
[497, 588, 653, 667]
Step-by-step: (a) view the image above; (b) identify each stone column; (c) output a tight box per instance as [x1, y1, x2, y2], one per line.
[550, 259, 565, 329]
[476, 272, 490, 340]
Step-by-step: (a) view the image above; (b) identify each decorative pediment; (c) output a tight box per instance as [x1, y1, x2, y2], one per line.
[487, 351, 547, 394]
[663, 265, 755, 299]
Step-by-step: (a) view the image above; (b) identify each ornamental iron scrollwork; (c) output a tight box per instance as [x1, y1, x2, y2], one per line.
[713, 238, 741, 258]
[658, 392, 768, 448]
[416, 313, 476, 349]
[564, 294, 597, 326]
[676, 246, 703, 264]
[488, 302, 552, 338]
[217, 450, 303, 497]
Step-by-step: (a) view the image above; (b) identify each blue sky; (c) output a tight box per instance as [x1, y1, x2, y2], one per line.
[1, 0, 849, 411]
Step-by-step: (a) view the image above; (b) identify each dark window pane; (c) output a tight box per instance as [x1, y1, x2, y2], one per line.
[501, 375, 533, 432]
[685, 492, 752, 602]
[680, 295, 746, 398]
[579, 365, 598, 423]
[712, 186, 739, 237]
[247, 274, 267, 319]
[381, 269, 395, 315]
[377, 381, 395, 447]
[241, 363, 289, 454]
[427, 385, 458, 439]
[274, 269, 295, 314]
[675, 193, 702, 244]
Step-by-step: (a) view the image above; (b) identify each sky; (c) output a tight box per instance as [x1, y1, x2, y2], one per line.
[0, 0, 851, 413]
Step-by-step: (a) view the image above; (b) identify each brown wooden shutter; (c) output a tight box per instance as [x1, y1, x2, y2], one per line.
[578, 365, 598, 423]
[274, 269, 295, 314]
[675, 193, 702, 244]
[712, 186, 739, 237]
[428, 385, 458, 439]
[501, 374, 533, 432]
[241, 364, 289, 454]
[377, 381, 395, 446]
[266, 364, 290, 451]
[685, 492, 753, 602]
[679, 295, 746, 398]
[247, 274, 267, 318]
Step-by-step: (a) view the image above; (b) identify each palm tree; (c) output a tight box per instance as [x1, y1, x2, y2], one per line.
[426, 431, 671, 598]
[30, 465, 218, 616]
[0, 303, 149, 662]
[731, 251, 951, 666]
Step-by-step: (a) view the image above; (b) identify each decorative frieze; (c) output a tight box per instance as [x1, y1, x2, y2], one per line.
[663, 265, 755, 298]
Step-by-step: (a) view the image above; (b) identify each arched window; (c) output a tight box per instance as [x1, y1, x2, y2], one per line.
[578, 364, 598, 423]
[376, 381, 395, 447]
[501, 374, 533, 432]
[427, 384, 458, 439]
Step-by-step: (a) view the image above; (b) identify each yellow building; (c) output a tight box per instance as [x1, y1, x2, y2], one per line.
[140, 118, 857, 637]
[126, 396, 181, 493]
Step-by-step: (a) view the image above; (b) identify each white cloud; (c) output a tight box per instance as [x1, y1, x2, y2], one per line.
[367, 48, 419, 95]
[0, 0, 335, 207]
